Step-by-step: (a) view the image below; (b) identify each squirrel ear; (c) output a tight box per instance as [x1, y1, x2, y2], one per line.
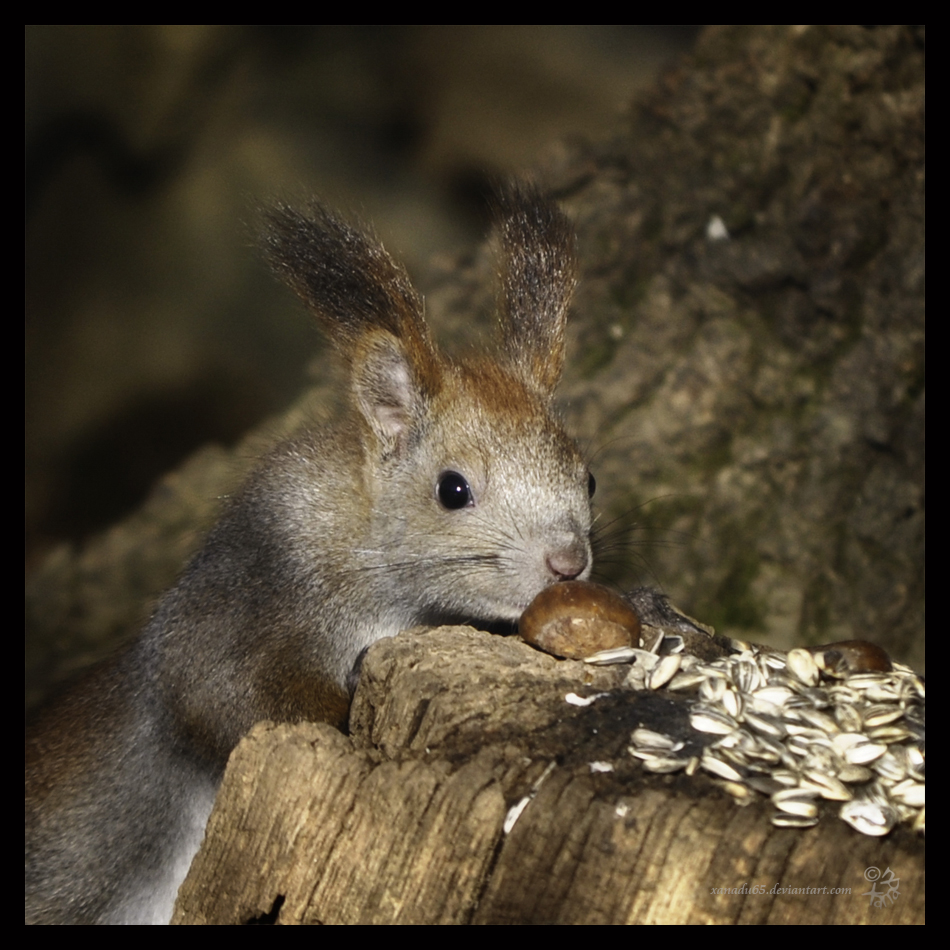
[493, 181, 577, 397]
[262, 200, 445, 455]
[261, 201, 437, 380]
[352, 332, 429, 456]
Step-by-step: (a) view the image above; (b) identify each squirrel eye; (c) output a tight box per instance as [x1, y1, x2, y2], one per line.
[437, 471, 473, 510]
[587, 471, 596, 499]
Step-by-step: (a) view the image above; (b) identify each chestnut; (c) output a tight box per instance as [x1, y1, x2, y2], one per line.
[519, 581, 641, 659]
[810, 639, 893, 675]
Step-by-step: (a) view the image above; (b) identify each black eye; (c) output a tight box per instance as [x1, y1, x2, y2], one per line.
[437, 471, 473, 510]
[587, 471, 596, 498]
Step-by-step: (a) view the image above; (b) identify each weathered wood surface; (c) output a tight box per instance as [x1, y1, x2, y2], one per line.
[173, 627, 924, 924]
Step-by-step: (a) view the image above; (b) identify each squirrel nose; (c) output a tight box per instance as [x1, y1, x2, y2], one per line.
[546, 546, 589, 581]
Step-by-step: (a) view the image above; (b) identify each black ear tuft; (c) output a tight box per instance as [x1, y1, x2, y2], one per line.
[261, 201, 443, 400]
[491, 180, 577, 397]
[261, 202, 428, 353]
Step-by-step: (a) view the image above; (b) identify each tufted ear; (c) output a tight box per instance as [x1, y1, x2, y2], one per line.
[493, 181, 577, 398]
[351, 331, 431, 458]
[261, 201, 442, 401]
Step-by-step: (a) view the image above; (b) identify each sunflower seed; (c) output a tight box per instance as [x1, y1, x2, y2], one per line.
[872, 750, 908, 783]
[700, 676, 727, 703]
[753, 686, 797, 707]
[649, 653, 682, 690]
[834, 703, 864, 733]
[584, 646, 638, 665]
[843, 739, 887, 765]
[721, 687, 742, 719]
[641, 755, 692, 774]
[774, 797, 819, 818]
[862, 704, 904, 728]
[770, 769, 801, 787]
[840, 795, 898, 836]
[690, 705, 738, 735]
[789, 707, 840, 734]
[786, 649, 820, 687]
[800, 770, 852, 801]
[836, 763, 874, 784]
[630, 727, 676, 750]
[660, 634, 685, 654]
[743, 711, 787, 739]
[701, 753, 743, 782]
[666, 670, 708, 691]
[771, 813, 819, 828]
[867, 725, 914, 743]
[717, 780, 754, 802]
[890, 779, 925, 808]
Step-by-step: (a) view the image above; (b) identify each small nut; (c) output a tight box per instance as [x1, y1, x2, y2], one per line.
[519, 581, 641, 659]
[810, 640, 893, 675]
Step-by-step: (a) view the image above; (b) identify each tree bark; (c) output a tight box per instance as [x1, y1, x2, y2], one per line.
[174, 626, 924, 924]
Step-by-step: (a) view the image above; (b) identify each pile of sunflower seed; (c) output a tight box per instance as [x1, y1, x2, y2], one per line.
[613, 639, 925, 836]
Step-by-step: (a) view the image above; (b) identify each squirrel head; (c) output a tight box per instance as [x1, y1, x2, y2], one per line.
[262, 181, 592, 622]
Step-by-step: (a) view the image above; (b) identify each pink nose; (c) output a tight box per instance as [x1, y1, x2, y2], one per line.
[546, 547, 588, 581]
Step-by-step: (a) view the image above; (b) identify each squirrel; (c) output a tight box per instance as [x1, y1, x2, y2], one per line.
[25, 181, 594, 924]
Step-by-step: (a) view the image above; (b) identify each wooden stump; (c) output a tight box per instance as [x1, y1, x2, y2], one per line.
[173, 627, 924, 924]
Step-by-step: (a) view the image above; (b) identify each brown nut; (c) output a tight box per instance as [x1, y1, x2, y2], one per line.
[519, 580, 641, 659]
[809, 639, 893, 675]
